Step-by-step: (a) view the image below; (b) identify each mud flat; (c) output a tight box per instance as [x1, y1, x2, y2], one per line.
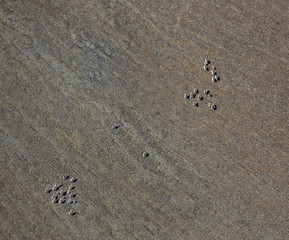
[0, 1, 288, 239]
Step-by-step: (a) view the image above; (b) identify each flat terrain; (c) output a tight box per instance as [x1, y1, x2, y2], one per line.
[0, 0, 288, 239]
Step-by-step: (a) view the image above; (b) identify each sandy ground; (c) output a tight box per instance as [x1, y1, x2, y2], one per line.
[0, 0, 288, 239]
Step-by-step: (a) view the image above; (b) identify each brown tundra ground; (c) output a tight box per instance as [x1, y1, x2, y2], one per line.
[0, 1, 288, 239]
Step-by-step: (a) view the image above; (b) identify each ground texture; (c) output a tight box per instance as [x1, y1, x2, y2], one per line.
[0, 0, 288, 239]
